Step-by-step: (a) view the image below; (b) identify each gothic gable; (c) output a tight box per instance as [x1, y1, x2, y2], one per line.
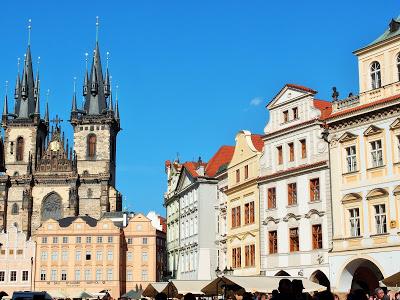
[176, 168, 195, 193]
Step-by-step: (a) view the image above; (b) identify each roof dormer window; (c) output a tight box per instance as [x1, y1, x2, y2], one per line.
[371, 61, 381, 90]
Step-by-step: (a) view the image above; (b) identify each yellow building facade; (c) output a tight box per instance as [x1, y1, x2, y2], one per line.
[34, 216, 124, 298]
[326, 18, 400, 294]
[226, 130, 263, 275]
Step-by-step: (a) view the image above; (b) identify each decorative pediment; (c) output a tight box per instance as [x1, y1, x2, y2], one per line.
[341, 193, 362, 204]
[390, 118, 400, 130]
[176, 168, 195, 193]
[366, 188, 388, 200]
[393, 185, 400, 196]
[263, 216, 280, 225]
[363, 125, 383, 136]
[242, 231, 256, 240]
[305, 209, 325, 218]
[338, 132, 358, 143]
[267, 84, 314, 109]
[282, 213, 301, 222]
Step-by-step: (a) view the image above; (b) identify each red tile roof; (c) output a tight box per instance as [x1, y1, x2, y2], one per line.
[313, 99, 332, 120]
[325, 93, 400, 120]
[251, 134, 264, 152]
[205, 145, 235, 177]
[158, 216, 167, 233]
[286, 83, 317, 94]
[183, 161, 207, 178]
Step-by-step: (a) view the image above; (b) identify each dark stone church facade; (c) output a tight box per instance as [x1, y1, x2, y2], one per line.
[0, 35, 122, 237]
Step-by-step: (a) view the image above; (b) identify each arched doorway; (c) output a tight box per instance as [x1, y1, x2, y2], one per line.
[275, 270, 290, 276]
[310, 270, 330, 289]
[338, 258, 383, 294]
[41, 192, 63, 221]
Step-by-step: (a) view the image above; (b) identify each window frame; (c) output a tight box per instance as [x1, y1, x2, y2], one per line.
[370, 139, 384, 168]
[269, 230, 278, 254]
[309, 178, 320, 202]
[345, 145, 357, 173]
[87, 133, 97, 158]
[288, 142, 295, 162]
[268, 187, 276, 209]
[288, 182, 297, 206]
[289, 227, 299, 252]
[374, 204, 387, 234]
[312, 224, 323, 249]
[16, 136, 24, 161]
[370, 61, 382, 90]
[300, 139, 307, 159]
[349, 208, 361, 237]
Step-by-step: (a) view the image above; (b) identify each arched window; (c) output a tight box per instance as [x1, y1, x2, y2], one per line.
[397, 54, 400, 81]
[371, 61, 382, 89]
[11, 203, 19, 215]
[87, 134, 96, 158]
[16, 137, 24, 161]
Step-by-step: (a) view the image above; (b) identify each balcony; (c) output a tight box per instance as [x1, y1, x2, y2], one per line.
[332, 95, 360, 112]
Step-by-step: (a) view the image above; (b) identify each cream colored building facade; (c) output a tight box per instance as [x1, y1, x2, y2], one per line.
[0, 225, 35, 295]
[258, 84, 332, 286]
[124, 213, 166, 291]
[34, 216, 124, 298]
[226, 131, 263, 276]
[327, 18, 400, 294]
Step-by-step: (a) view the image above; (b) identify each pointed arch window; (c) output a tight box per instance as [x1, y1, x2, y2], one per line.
[11, 203, 19, 215]
[87, 134, 97, 158]
[371, 61, 382, 89]
[16, 137, 24, 161]
[397, 54, 400, 81]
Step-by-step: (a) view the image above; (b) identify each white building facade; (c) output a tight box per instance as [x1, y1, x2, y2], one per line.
[0, 225, 36, 295]
[259, 84, 332, 286]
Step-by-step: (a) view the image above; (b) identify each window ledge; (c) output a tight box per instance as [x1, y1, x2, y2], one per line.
[342, 170, 359, 175]
[367, 165, 386, 171]
[332, 236, 363, 241]
[393, 161, 400, 166]
[266, 207, 277, 211]
[308, 200, 322, 204]
[370, 233, 389, 237]
[286, 204, 298, 208]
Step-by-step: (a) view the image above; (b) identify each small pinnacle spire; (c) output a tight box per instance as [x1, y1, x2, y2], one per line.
[34, 89, 40, 115]
[115, 84, 120, 120]
[45, 89, 49, 123]
[83, 53, 89, 96]
[71, 77, 77, 112]
[27, 19, 32, 46]
[104, 51, 110, 97]
[3, 81, 9, 117]
[14, 58, 21, 99]
[96, 16, 100, 43]
[34, 56, 40, 101]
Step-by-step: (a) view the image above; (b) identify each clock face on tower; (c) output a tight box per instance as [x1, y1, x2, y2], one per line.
[49, 140, 61, 152]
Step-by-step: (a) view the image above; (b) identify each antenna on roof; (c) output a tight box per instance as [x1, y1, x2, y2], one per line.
[27, 19, 32, 46]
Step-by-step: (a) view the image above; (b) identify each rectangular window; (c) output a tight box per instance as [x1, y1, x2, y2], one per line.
[244, 165, 249, 179]
[269, 231, 278, 254]
[50, 269, 57, 281]
[0, 271, 4, 281]
[62, 237, 68, 244]
[127, 270, 133, 281]
[300, 139, 307, 159]
[231, 206, 241, 228]
[107, 269, 113, 281]
[97, 236, 103, 243]
[17, 249, 22, 255]
[84, 269, 91, 280]
[236, 169, 240, 183]
[397, 136, 400, 161]
[142, 252, 148, 262]
[268, 187, 276, 209]
[127, 252, 133, 261]
[244, 202, 255, 224]
[141, 269, 148, 281]
[76, 236, 81, 244]
[290, 228, 299, 252]
[53, 237, 58, 244]
[10, 271, 16, 281]
[108, 236, 113, 243]
[346, 146, 357, 172]
[277, 146, 283, 165]
[51, 251, 58, 261]
[310, 178, 320, 202]
[85, 251, 91, 261]
[293, 107, 298, 119]
[96, 269, 102, 281]
[41, 251, 48, 260]
[62, 250, 68, 261]
[40, 270, 46, 281]
[288, 183, 297, 205]
[107, 251, 113, 261]
[232, 247, 241, 268]
[86, 236, 92, 244]
[349, 208, 361, 237]
[142, 237, 148, 244]
[127, 237, 133, 244]
[96, 251, 102, 261]
[22, 270, 28, 281]
[244, 244, 255, 267]
[75, 270, 80, 281]
[370, 140, 383, 167]
[312, 224, 323, 249]
[283, 110, 289, 123]
[42, 237, 47, 244]
[61, 270, 67, 281]
[374, 204, 387, 234]
[288, 143, 294, 162]
[75, 251, 81, 261]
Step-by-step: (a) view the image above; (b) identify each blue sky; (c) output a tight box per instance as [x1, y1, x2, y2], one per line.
[0, 1, 399, 215]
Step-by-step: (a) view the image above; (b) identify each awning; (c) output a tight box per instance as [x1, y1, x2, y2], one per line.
[202, 275, 327, 294]
[142, 282, 170, 298]
[168, 280, 210, 297]
[48, 291, 67, 299]
[382, 272, 400, 288]
[121, 290, 142, 299]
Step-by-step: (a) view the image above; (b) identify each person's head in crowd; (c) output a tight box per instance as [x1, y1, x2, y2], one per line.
[278, 278, 292, 295]
[155, 292, 168, 300]
[333, 294, 340, 300]
[260, 293, 267, 300]
[347, 289, 368, 300]
[313, 291, 334, 300]
[226, 290, 237, 300]
[292, 279, 304, 295]
[242, 292, 253, 300]
[271, 290, 279, 299]
[375, 288, 385, 300]
[184, 293, 196, 300]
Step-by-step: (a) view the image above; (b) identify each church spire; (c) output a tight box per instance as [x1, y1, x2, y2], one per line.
[115, 84, 120, 121]
[2, 81, 9, 126]
[71, 77, 77, 112]
[44, 89, 49, 125]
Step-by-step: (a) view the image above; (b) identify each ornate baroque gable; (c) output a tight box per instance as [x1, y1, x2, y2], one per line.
[363, 125, 383, 136]
[338, 131, 358, 143]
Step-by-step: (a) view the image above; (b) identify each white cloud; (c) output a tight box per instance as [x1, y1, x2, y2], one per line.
[250, 97, 263, 106]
